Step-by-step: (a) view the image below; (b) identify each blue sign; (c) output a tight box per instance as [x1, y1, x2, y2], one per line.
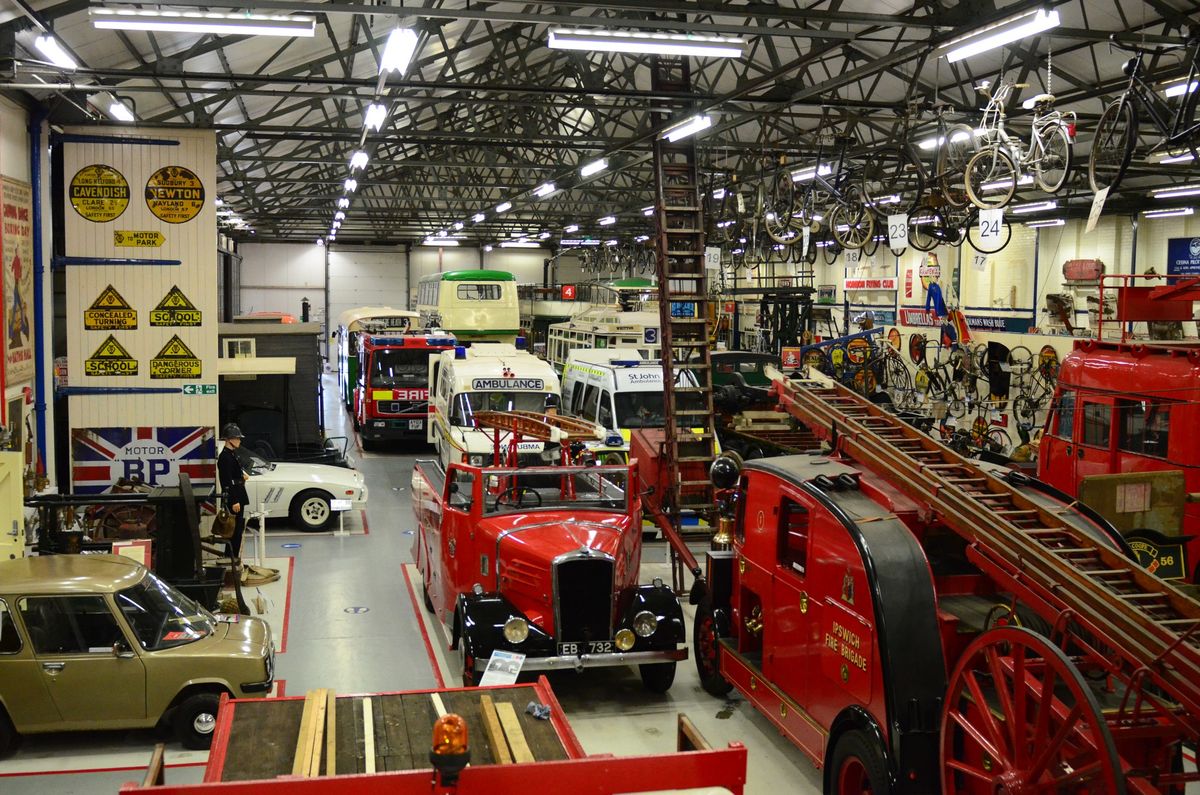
[670, 302, 696, 318]
[281, 543, 301, 549]
[344, 606, 370, 614]
[1167, 237, 1200, 276]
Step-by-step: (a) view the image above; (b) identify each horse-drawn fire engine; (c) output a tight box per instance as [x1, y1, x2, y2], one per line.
[411, 410, 686, 690]
[689, 369, 1200, 794]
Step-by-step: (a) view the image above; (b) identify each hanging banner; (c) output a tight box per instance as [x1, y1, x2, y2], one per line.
[843, 277, 898, 290]
[1167, 237, 1200, 276]
[1, 177, 34, 384]
[84, 284, 138, 330]
[71, 426, 216, 493]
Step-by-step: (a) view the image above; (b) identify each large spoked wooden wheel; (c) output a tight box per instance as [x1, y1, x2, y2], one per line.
[942, 626, 1125, 795]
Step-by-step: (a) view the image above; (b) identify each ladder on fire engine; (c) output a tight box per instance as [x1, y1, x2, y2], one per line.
[650, 58, 718, 585]
[775, 375, 1200, 733]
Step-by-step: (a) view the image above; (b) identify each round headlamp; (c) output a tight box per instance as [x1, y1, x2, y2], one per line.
[615, 628, 636, 651]
[632, 610, 658, 638]
[503, 617, 529, 644]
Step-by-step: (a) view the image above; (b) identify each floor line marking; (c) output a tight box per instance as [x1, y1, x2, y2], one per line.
[401, 564, 446, 689]
[360, 508, 370, 535]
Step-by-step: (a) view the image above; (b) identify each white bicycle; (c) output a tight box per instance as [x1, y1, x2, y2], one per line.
[964, 79, 1076, 210]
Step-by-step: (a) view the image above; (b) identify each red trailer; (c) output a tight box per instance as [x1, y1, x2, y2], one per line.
[355, 330, 456, 447]
[693, 373, 1200, 793]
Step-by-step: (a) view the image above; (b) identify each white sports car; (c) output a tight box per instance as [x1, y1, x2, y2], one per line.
[223, 444, 368, 531]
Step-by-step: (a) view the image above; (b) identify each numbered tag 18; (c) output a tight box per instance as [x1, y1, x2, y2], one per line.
[887, 214, 908, 250]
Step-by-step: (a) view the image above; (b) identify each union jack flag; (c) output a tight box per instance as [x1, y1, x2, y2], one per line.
[71, 426, 216, 495]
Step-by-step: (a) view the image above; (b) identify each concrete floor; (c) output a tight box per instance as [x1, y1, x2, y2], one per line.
[1, 372, 822, 794]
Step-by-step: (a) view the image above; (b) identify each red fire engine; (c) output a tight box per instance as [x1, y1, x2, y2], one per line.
[692, 372, 1200, 794]
[355, 330, 456, 447]
[410, 411, 687, 690]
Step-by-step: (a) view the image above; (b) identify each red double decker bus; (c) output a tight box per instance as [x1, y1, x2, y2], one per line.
[355, 330, 456, 448]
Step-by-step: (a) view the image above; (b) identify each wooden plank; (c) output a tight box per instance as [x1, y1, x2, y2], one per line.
[493, 702, 534, 763]
[677, 713, 711, 752]
[399, 692, 437, 771]
[307, 689, 328, 778]
[324, 691, 337, 777]
[221, 699, 306, 782]
[362, 697, 376, 774]
[334, 697, 360, 776]
[291, 690, 318, 777]
[379, 694, 416, 771]
[479, 695, 513, 765]
[430, 692, 447, 719]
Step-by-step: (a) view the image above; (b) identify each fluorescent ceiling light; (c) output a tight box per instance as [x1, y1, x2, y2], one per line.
[1026, 218, 1065, 228]
[981, 174, 1034, 192]
[663, 114, 713, 142]
[604, 239, 619, 246]
[380, 27, 418, 74]
[598, 215, 616, 226]
[547, 28, 744, 59]
[337, 197, 350, 209]
[484, 245, 493, 252]
[580, 158, 608, 177]
[472, 212, 486, 223]
[539, 232, 551, 239]
[1010, 200, 1057, 215]
[1153, 183, 1200, 199]
[561, 239, 600, 246]
[349, 151, 368, 171]
[1163, 79, 1199, 98]
[334, 211, 345, 221]
[564, 224, 579, 233]
[90, 9, 315, 37]
[940, 8, 1060, 63]
[634, 235, 650, 242]
[215, 197, 224, 206]
[343, 178, 357, 192]
[642, 206, 654, 216]
[107, 100, 135, 122]
[453, 221, 464, 230]
[364, 103, 388, 132]
[34, 34, 77, 70]
[495, 201, 512, 213]
[792, 164, 832, 182]
[316, 238, 324, 246]
[1158, 151, 1196, 164]
[533, 182, 557, 198]
[500, 241, 541, 248]
[423, 237, 460, 246]
[712, 188, 725, 199]
[332, 220, 341, 229]
[917, 127, 985, 151]
[1143, 207, 1194, 218]
[328, 233, 337, 240]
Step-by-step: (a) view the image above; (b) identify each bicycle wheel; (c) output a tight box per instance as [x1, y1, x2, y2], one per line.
[1035, 123, 1073, 194]
[937, 123, 976, 208]
[829, 188, 874, 250]
[965, 146, 1017, 209]
[861, 234, 880, 258]
[1089, 98, 1136, 194]
[984, 427, 1011, 456]
[965, 209, 1012, 254]
[909, 206, 943, 252]
[861, 145, 925, 216]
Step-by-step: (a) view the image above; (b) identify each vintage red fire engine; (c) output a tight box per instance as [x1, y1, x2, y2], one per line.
[691, 373, 1200, 794]
[355, 330, 456, 446]
[411, 411, 686, 690]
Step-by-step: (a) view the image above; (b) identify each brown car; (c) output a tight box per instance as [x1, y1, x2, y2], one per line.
[0, 554, 274, 752]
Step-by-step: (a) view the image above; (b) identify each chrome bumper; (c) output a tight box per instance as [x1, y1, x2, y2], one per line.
[520, 648, 688, 672]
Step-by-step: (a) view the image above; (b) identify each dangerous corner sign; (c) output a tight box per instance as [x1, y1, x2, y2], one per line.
[150, 335, 201, 379]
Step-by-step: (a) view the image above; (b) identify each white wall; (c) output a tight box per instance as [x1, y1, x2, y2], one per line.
[239, 241, 326, 323]
[328, 246, 408, 325]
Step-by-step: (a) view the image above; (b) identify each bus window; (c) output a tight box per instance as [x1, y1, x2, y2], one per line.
[1118, 400, 1170, 458]
[1053, 390, 1075, 439]
[598, 390, 614, 428]
[778, 498, 810, 576]
[1080, 401, 1111, 449]
[457, 284, 501, 301]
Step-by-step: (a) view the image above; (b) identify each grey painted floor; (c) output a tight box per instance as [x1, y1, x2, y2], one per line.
[2, 372, 824, 794]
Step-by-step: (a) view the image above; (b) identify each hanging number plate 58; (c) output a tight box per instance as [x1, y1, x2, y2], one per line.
[887, 214, 908, 249]
[978, 208, 1003, 241]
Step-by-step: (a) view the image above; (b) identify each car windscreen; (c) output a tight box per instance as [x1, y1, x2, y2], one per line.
[451, 391, 554, 426]
[614, 390, 705, 428]
[233, 445, 273, 474]
[370, 348, 430, 388]
[480, 467, 630, 515]
[116, 572, 215, 651]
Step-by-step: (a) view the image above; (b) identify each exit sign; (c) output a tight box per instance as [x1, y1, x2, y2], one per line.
[182, 384, 217, 395]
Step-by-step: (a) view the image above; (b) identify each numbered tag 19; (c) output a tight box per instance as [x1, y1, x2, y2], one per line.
[887, 214, 908, 250]
[978, 208, 1003, 241]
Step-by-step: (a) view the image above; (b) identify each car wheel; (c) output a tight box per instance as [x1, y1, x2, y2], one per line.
[0, 707, 19, 758]
[290, 489, 333, 531]
[173, 692, 222, 750]
[694, 600, 733, 697]
[830, 729, 889, 795]
[639, 662, 676, 693]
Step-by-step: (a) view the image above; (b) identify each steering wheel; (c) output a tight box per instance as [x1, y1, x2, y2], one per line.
[490, 486, 542, 511]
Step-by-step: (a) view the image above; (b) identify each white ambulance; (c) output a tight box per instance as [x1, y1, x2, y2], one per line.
[428, 343, 562, 468]
[561, 348, 704, 460]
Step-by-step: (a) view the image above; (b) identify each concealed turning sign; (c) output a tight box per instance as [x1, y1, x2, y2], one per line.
[150, 286, 202, 327]
[70, 165, 130, 223]
[150, 335, 201, 379]
[84, 285, 137, 330]
[85, 335, 137, 376]
[145, 166, 205, 224]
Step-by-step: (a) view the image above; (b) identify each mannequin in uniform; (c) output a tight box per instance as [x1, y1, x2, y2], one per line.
[217, 423, 251, 557]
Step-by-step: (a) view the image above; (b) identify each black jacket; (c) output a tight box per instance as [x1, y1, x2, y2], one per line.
[217, 445, 249, 508]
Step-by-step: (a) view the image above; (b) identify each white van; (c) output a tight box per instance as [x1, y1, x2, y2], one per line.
[428, 343, 562, 468]
[561, 348, 704, 459]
